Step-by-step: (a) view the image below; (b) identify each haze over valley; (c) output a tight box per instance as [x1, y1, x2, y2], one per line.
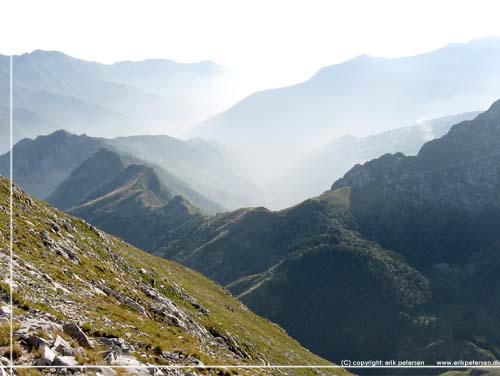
[2, 4, 500, 373]
[3, 38, 500, 209]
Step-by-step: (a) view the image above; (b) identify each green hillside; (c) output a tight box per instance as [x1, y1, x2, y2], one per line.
[0, 178, 347, 375]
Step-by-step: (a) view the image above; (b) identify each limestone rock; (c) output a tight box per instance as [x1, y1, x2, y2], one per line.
[53, 355, 78, 367]
[53, 335, 74, 356]
[35, 345, 56, 366]
[0, 305, 11, 317]
[63, 323, 94, 349]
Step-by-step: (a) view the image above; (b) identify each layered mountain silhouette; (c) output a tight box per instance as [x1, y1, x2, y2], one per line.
[12, 100, 500, 367]
[47, 149, 205, 250]
[0, 130, 252, 211]
[43, 146, 222, 215]
[107, 135, 266, 209]
[117, 100, 498, 365]
[0, 130, 105, 199]
[194, 37, 500, 152]
[6, 42, 500, 371]
[0, 50, 235, 148]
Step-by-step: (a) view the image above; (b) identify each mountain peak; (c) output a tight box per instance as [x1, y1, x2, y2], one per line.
[484, 97, 500, 117]
[47, 148, 125, 210]
[26, 49, 69, 57]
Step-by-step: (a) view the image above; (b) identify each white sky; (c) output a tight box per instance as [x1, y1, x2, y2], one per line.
[3, 0, 500, 91]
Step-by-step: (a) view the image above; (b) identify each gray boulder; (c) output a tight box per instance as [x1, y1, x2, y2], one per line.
[53, 355, 78, 367]
[53, 335, 74, 356]
[35, 345, 56, 366]
[63, 323, 94, 349]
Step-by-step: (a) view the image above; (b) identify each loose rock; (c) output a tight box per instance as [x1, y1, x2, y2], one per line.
[63, 323, 94, 349]
[53, 355, 78, 367]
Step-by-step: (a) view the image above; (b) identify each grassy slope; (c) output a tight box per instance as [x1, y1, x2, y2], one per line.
[0, 178, 348, 375]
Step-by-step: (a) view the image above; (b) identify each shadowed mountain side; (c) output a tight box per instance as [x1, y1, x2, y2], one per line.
[0, 130, 105, 198]
[47, 148, 212, 251]
[332, 99, 500, 264]
[47, 148, 126, 210]
[152, 191, 433, 364]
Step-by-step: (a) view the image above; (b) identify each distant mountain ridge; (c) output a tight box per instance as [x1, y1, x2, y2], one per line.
[0, 50, 236, 148]
[107, 135, 266, 209]
[194, 37, 500, 153]
[271, 111, 480, 208]
[0, 130, 224, 213]
[0, 107, 60, 152]
[47, 148, 206, 250]
[0, 130, 105, 198]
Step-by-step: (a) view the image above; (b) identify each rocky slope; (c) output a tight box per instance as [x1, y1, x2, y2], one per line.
[0, 177, 346, 376]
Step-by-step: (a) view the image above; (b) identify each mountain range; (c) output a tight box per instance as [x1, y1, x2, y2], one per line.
[2, 40, 498, 210]
[53, 99, 500, 367]
[47, 148, 206, 251]
[0, 129, 260, 211]
[194, 37, 500, 151]
[3, 41, 500, 374]
[170, 100, 500, 365]
[0, 109, 484, 214]
[0, 50, 237, 151]
[271, 111, 480, 208]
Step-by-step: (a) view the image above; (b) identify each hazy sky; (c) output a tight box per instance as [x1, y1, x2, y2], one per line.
[3, 0, 500, 91]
